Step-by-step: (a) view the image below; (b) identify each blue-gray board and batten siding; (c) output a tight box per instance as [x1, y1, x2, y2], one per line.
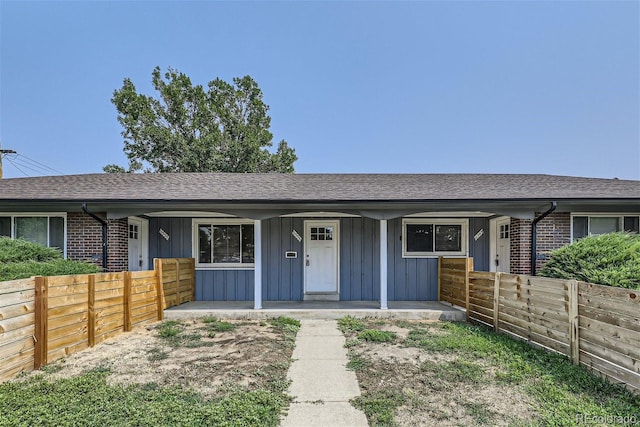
[147, 216, 490, 302]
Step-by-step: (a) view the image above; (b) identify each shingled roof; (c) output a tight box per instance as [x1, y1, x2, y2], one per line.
[0, 173, 638, 203]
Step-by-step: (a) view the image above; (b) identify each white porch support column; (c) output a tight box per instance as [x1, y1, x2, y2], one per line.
[253, 219, 262, 310]
[379, 219, 388, 310]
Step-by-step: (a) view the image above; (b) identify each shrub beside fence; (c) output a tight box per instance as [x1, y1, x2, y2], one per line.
[439, 257, 640, 395]
[0, 258, 195, 382]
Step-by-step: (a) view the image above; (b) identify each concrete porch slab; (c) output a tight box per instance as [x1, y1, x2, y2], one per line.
[164, 300, 465, 321]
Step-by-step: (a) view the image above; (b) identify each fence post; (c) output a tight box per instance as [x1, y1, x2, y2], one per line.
[437, 257, 442, 302]
[154, 259, 164, 321]
[568, 279, 579, 365]
[191, 258, 196, 302]
[175, 259, 181, 306]
[33, 276, 48, 369]
[123, 272, 132, 332]
[88, 275, 96, 347]
[493, 272, 501, 332]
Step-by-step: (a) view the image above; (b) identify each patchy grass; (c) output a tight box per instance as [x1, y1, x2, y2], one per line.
[337, 315, 366, 333]
[341, 318, 640, 426]
[0, 316, 300, 427]
[268, 317, 300, 349]
[0, 368, 287, 427]
[156, 320, 215, 348]
[357, 329, 397, 343]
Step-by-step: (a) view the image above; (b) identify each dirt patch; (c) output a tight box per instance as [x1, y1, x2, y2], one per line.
[33, 318, 295, 400]
[344, 319, 538, 426]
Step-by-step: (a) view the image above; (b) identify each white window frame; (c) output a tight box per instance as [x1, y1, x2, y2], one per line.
[0, 212, 67, 258]
[402, 218, 469, 258]
[570, 213, 640, 241]
[192, 218, 255, 269]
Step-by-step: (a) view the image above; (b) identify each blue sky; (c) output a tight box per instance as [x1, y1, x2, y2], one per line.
[1, 1, 639, 180]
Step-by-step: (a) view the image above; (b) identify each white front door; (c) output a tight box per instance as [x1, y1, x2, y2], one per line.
[128, 217, 149, 271]
[494, 217, 510, 273]
[304, 220, 339, 298]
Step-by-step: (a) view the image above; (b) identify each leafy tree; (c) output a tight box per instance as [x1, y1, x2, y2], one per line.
[105, 67, 297, 173]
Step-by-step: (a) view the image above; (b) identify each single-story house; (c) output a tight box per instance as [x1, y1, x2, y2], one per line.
[1, 173, 638, 309]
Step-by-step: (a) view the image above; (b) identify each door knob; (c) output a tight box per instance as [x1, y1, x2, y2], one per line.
[306, 259, 310, 267]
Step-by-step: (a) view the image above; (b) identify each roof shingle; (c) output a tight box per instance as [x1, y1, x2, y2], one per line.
[0, 173, 638, 203]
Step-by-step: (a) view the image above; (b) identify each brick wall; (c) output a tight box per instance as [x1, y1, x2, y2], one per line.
[67, 212, 128, 272]
[510, 217, 532, 274]
[534, 212, 571, 271]
[509, 213, 571, 274]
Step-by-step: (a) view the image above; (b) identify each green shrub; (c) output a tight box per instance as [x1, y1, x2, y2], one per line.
[0, 237, 63, 263]
[539, 232, 640, 289]
[0, 238, 100, 281]
[0, 259, 100, 281]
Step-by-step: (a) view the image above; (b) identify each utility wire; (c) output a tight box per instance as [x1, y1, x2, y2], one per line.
[4, 156, 29, 177]
[9, 154, 63, 175]
[2, 153, 65, 177]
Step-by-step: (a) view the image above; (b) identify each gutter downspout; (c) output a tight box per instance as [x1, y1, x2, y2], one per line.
[531, 202, 557, 276]
[82, 203, 108, 270]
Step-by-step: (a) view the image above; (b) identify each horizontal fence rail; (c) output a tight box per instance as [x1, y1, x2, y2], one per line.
[439, 257, 640, 395]
[0, 258, 194, 382]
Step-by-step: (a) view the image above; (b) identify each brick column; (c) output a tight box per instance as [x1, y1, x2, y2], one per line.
[510, 218, 532, 275]
[107, 218, 128, 272]
[67, 212, 128, 272]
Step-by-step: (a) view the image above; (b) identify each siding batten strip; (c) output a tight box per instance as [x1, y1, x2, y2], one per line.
[380, 219, 388, 309]
[254, 219, 263, 309]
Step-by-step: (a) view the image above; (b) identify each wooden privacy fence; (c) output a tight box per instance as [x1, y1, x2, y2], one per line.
[438, 257, 473, 310]
[438, 257, 640, 395]
[0, 258, 195, 383]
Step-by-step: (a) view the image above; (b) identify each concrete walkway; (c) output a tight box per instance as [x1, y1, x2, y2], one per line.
[280, 320, 368, 427]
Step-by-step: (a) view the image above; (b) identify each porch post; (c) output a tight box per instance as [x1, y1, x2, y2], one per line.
[379, 219, 388, 310]
[254, 219, 262, 310]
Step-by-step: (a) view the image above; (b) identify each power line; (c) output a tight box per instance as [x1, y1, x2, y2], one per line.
[0, 149, 65, 177]
[9, 154, 64, 175]
[4, 156, 29, 177]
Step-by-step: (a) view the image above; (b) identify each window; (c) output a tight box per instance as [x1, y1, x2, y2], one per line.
[310, 227, 333, 241]
[402, 219, 468, 257]
[194, 220, 254, 267]
[499, 224, 509, 239]
[129, 224, 139, 240]
[572, 214, 640, 240]
[0, 214, 66, 254]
